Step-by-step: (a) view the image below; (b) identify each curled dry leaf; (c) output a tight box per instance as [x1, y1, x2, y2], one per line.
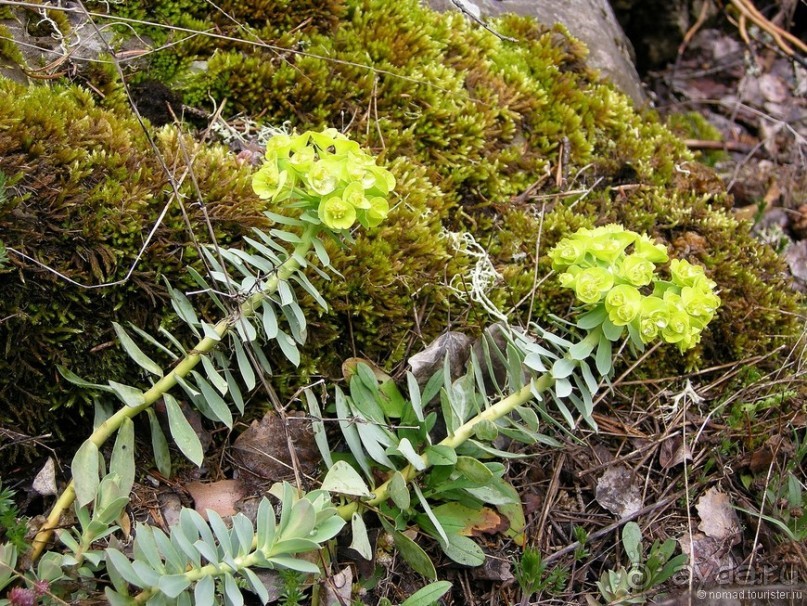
[695, 487, 741, 544]
[659, 435, 692, 469]
[595, 465, 643, 518]
[408, 331, 474, 386]
[185, 479, 246, 519]
[232, 411, 320, 482]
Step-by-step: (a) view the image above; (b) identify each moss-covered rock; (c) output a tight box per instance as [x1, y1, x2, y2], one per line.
[0, 0, 801, 460]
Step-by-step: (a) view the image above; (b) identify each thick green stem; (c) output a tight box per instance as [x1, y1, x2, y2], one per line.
[338, 372, 555, 518]
[32, 226, 319, 561]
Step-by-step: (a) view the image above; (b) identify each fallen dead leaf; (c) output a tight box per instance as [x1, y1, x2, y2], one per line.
[408, 331, 474, 386]
[320, 566, 352, 606]
[659, 435, 692, 469]
[678, 532, 737, 584]
[595, 466, 643, 518]
[185, 479, 246, 519]
[695, 487, 741, 543]
[232, 411, 320, 482]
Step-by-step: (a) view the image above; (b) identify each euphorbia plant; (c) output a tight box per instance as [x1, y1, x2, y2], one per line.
[312, 223, 720, 574]
[6, 125, 721, 604]
[16, 128, 397, 604]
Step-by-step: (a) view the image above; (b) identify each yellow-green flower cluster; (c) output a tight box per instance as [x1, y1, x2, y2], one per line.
[550, 225, 720, 351]
[252, 128, 395, 231]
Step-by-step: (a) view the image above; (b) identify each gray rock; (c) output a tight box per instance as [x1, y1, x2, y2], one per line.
[426, 0, 646, 106]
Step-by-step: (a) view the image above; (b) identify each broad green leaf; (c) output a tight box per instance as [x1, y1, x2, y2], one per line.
[596, 332, 613, 376]
[242, 568, 270, 605]
[109, 381, 146, 408]
[267, 555, 320, 574]
[577, 304, 607, 330]
[224, 573, 245, 606]
[551, 357, 576, 380]
[473, 419, 498, 442]
[262, 210, 305, 226]
[276, 329, 300, 367]
[396, 438, 426, 470]
[441, 533, 485, 566]
[321, 460, 373, 498]
[492, 479, 527, 546]
[622, 522, 642, 565]
[424, 444, 457, 466]
[282, 302, 307, 344]
[58, 366, 115, 393]
[290, 272, 328, 310]
[270, 228, 302, 244]
[165, 280, 200, 335]
[232, 514, 255, 558]
[335, 387, 372, 479]
[456, 456, 493, 484]
[350, 513, 372, 560]
[256, 498, 277, 552]
[556, 376, 573, 398]
[233, 338, 257, 391]
[133, 525, 165, 574]
[105, 548, 145, 588]
[112, 322, 163, 377]
[381, 518, 436, 580]
[73, 440, 100, 507]
[191, 371, 233, 428]
[261, 301, 278, 340]
[186, 266, 227, 313]
[602, 317, 624, 341]
[305, 389, 333, 468]
[201, 355, 228, 395]
[277, 279, 294, 306]
[146, 409, 171, 477]
[311, 235, 330, 267]
[164, 393, 204, 467]
[406, 371, 424, 422]
[110, 418, 135, 497]
[201, 322, 222, 342]
[159, 574, 192, 599]
[413, 484, 447, 544]
[355, 421, 395, 468]
[282, 500, 315, 543]
[194, 574, 215, 605]
[388, 471, 411, 510]
[569, 332, 598, 361]
[158, 326, 187, 355]
[222, 364, 245, 415]
[400, 581, 452, 606]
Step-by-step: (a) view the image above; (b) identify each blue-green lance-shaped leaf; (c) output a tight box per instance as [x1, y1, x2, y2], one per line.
[321, 460, 373, 498]
[110, 418, 135, 498]
[163, 393, 204, 467]
[147, 408, 171, 477]
[112, 322, 163, 377]
[350, 513, 372, 560]
[72, 440, 100, 507]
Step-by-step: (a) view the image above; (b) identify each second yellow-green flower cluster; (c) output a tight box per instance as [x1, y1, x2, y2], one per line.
[252, 129, 395, 231]
[550, 225, 721, 351]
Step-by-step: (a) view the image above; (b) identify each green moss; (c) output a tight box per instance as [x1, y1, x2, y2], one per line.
[666, 111, 729, 166]
[0, 0, 801, 463]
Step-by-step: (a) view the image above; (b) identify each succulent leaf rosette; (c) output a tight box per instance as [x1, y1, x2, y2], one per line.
[549, 225, 721, 352]
[252, 128, 395, 231]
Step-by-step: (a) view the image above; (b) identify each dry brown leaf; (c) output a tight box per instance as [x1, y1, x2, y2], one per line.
[659, 435, 692, 469]
[232, 411, 320, 482]
[595, 466, 643, 517]
[321, 566, 352, 606]
[185, 479, 245, 519]
[678, 532, 737, 584]
[695, 487, 741, 543]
